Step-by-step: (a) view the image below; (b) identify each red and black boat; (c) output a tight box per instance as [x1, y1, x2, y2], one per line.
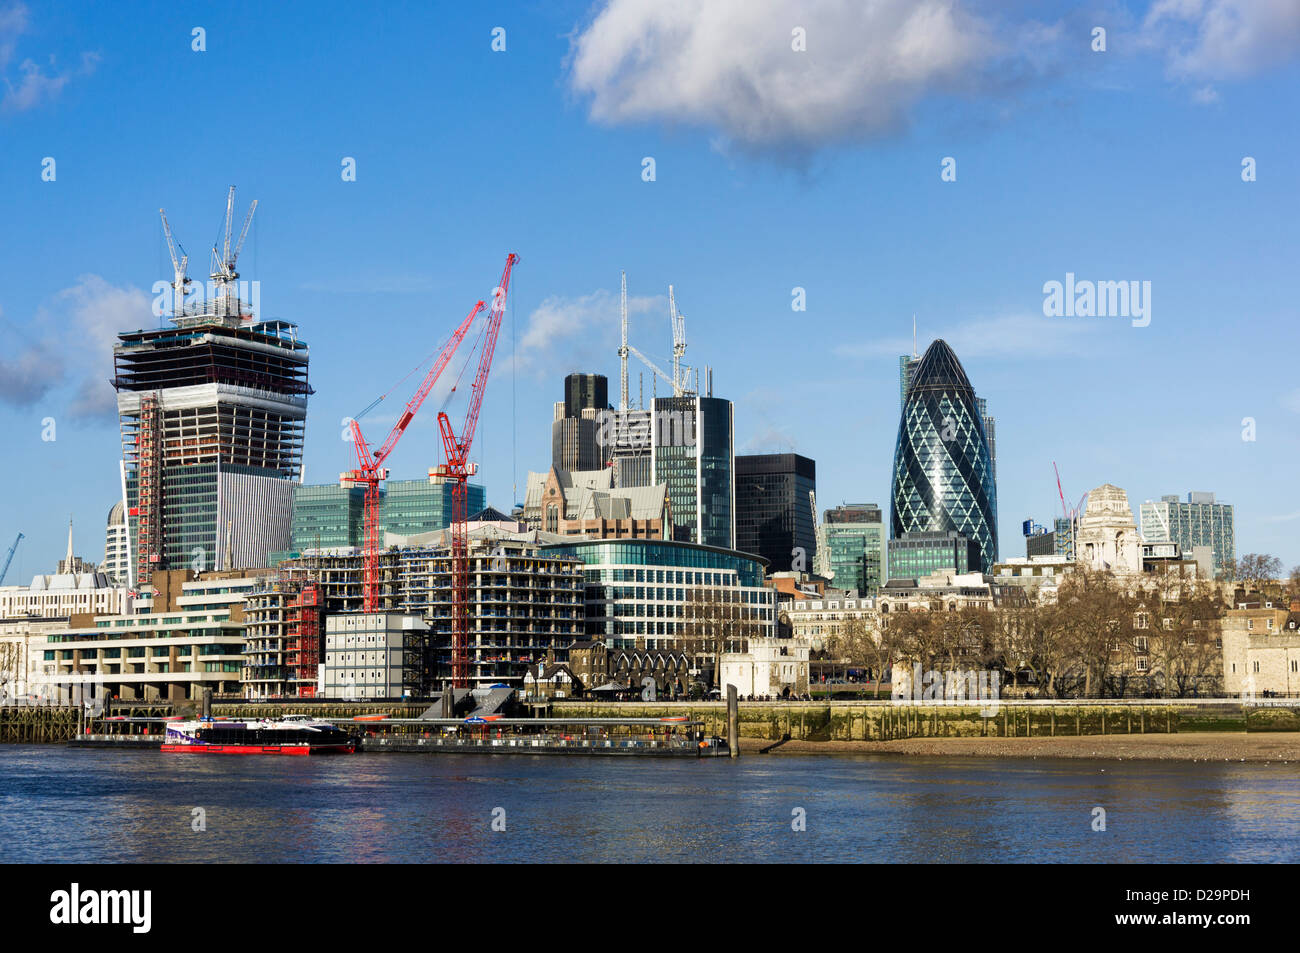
[161, 714, 357, 755]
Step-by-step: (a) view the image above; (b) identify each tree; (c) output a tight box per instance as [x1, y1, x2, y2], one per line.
[1236, 554, 1283, 591]
[680, 587, 765, 689]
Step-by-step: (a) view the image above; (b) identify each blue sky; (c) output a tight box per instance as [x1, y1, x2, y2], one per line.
[1, 0, 1297, 578]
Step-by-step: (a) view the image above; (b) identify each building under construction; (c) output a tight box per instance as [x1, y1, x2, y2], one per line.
[275, 528, 585, 689]
[115, 190, 310, 586]
[242, 579, 324, 698]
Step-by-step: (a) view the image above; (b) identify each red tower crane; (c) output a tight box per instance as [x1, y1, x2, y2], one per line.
[437, 253, 518, 688]
[346, 300, 485, 613]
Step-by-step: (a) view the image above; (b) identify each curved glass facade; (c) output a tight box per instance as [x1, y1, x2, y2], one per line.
[891, 339, 998, 571]
[542, 539, 773, 650]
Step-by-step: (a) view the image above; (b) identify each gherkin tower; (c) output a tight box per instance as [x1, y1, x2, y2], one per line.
[890, 339, 998, 571]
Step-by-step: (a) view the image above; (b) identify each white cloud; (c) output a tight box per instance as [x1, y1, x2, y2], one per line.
[835, 312, 1099, 361]
[0, 275, 151, 420]
[1143, 0, 1300, 81]
[567, 0, 1005, 155]
[0, 4, 99, 113]
[515, 288, 665, 378]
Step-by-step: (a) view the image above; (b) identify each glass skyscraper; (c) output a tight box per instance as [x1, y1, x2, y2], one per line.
[891, 339, 998, 572]
[815, 503, 885, 596]
[1139, 492, 1235, 579]
[734, 453, 816, 571]
[653, 395, 735, 550]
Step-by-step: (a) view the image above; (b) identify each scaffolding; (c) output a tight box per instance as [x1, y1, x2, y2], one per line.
[134, 393, 163, 589]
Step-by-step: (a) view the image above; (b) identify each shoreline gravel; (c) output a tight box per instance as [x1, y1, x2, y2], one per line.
[737, 731, 1300, 762]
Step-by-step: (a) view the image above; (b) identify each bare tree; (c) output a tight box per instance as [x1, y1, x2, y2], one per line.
[680, 587, 765, 689]
[1236, 554, 1283, 591]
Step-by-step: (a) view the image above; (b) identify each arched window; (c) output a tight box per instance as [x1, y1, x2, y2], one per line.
[545, 504, 559, 533]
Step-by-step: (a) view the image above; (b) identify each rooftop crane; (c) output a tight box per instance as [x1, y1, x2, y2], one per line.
[346, 300, 485, 612]
[159, 209, 193, 317]
[210, 186, 257, 306]
[437, 253, 518, 689]
[618, 271, 629, 411]
[0, 533, 23, 586]
[669, 284, 688, 395]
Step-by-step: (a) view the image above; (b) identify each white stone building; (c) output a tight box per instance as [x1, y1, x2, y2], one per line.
[1075, 483, 1142, 574]
[720, 637, 809, 699]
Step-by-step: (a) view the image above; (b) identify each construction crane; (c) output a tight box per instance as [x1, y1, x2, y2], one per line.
[0, 533, 23, 586]
[437, 253, 518, 689]
[159, 209, 193, 316]
[618, 271, 629, 412]
[669, 284, 688, 395]
[210, 186, 257, 307]
[346, 300, 485, 613]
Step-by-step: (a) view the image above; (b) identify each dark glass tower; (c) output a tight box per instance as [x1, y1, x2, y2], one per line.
[734, 453, 816, 570]
[890, 339, 998, 571]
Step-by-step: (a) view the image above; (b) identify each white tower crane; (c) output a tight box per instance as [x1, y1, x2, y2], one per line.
[210, 185, 257, 311]
[669, 285, 689, 395]
[159, 208, 193, 317]
[619, 271, 630, 412]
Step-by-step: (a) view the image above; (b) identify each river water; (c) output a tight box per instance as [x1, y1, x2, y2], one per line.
[1, 746, 1295, 863]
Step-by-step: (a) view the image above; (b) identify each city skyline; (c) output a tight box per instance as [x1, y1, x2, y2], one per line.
[1, 2, 1297, 575]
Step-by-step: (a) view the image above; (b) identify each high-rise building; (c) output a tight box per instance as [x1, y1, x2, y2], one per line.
[814, 503, 885, 596]
[289, 474, 486, 552]
[891, 339, 998, 572]
[887, 530, 981, 580]
[552, 372, 611, 473]
[1139, 492, 1235, 579]
[653, 394, 735, 549]
[114, 292, 309, 584]
[734, 453, 816, 572]
[607, 408, 653, 488]
[901, 351, 996, 485]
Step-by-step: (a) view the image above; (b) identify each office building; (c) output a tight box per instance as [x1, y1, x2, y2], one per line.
[607, 407, 653, 488]
[289, 474, 486, 552]
[114, 291, 309, 584]
[1025, 516, 1075, 560]
[552, 372, 611, 473]
[542, 538, 775, 686]
[891, 340, 998, 571]
[26, 570, 257, 703]
[887, 531, 982, 581]
[902, 352, 996, 485]
[1139, 492, 1235, 580]
[734, 453, 817, 573]
[814, 503, 886, 596]
[653, 394, 735, 549]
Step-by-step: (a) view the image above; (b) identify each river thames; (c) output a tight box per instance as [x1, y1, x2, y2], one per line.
[1, 746, 1296, 863]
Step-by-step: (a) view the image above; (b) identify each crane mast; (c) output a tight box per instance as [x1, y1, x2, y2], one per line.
[346, 301, 484, 613]
[618, 271, 629, 412]
[437, 253, 518, 689]
[159, 209, 192, 317]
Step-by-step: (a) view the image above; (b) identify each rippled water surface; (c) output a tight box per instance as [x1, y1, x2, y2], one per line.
[1, 746, 1296, 863]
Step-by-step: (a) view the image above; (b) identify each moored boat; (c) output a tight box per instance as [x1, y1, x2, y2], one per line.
[161, 714, 357, 755]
